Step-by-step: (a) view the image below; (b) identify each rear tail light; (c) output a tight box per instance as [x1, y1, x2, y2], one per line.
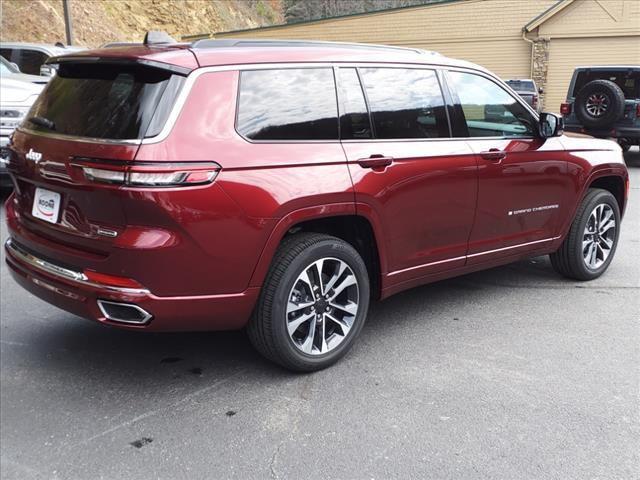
[532, 95, 538, 110]
[636, 103, 640, 118]
[625, 177, 630, 202]
[560, 103, 572, 115]
[78, 160, 220, 187]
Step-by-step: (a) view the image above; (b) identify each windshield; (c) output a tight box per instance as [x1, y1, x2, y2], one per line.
[26, 62, 184, 139]
[0, 56, 19, 74]
[506, 80, 535, 92]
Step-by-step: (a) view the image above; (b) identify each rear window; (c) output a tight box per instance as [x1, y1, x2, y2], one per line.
[572, 69, 640, 99]
[236, 68, 338, 141]
[26, 62, 184, 139]
[506, 80, 535, 92]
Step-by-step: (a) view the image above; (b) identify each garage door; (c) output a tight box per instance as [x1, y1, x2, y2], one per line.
[545, 36, 640, 113]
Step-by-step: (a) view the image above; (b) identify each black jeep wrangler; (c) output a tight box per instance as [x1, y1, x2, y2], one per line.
[561, 66, 639, 151]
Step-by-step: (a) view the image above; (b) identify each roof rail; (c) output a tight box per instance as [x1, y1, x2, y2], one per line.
[190, 38, 438, 55]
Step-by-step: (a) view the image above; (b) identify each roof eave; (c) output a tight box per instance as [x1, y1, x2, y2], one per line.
[524, 0, 575, 33]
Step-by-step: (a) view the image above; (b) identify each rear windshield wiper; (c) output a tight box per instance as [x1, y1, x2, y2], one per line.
[28, 116, 56, 131]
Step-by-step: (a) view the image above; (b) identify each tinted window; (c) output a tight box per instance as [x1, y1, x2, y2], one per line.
[5, 49, 49, 75]
[27, 62, 184, 139]
[448, 71, 536, 138]
[506, 80, 535, 92]
[337, 68, 372, 139]
[572, 70, 640, 99]
[0, 49, 15, 69]
[358, 68, 449, 139]
[237, 68, 338, 141]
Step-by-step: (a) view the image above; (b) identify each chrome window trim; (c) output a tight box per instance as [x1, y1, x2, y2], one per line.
[5, 239, 150, 295]
[16, 127, 142, 145]
[15, 60, 537, 146]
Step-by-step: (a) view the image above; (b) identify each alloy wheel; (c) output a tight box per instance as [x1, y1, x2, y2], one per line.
[585, 93, 609, 117]
[286, 257, 359, 355]
[582, 203, 616, 270]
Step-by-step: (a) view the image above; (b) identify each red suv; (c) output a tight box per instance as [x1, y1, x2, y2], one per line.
[4, 37, 629, 371]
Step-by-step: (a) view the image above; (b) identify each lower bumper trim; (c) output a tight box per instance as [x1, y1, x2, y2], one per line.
[5, 238, 150, 295]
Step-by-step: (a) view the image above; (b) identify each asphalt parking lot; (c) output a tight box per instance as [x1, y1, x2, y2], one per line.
[1, 149, 639, 480]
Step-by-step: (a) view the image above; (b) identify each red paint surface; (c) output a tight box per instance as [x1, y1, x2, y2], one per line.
[4, 46, 629, 331]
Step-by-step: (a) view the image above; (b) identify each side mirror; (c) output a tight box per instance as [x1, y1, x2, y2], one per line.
[538, 87, 544, 94]
[539, 112, 564, 138]
[39, 64, 56, 77]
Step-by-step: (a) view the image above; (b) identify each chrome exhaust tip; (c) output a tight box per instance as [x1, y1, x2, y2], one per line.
[97, 300, 153, 325]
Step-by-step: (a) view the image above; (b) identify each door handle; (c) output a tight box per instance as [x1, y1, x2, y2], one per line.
[357, 155, 394, 169]
[480, 149, 507, 162]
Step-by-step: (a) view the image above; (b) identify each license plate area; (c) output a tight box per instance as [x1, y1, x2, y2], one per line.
[32, 187, 61, 224]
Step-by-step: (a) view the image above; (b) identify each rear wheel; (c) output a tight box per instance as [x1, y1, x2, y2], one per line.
[550, 188, 620, 280]
[248, 233, 370, 372]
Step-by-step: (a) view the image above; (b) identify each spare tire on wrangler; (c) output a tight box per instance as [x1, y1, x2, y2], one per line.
[575, 80, 625, 129]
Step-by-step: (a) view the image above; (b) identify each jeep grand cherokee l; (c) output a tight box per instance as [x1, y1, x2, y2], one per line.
[4, 36, 629, 371]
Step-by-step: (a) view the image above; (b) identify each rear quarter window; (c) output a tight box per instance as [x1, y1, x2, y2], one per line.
[236, 68, 339, 141]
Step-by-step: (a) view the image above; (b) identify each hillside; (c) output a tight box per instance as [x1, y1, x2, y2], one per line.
[0, 0, 283, 47]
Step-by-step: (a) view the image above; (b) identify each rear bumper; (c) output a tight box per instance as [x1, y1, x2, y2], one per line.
[5, 237, 260, 332]
[564, 123, 640, 140]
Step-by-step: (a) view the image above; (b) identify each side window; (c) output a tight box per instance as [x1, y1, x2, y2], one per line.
[337, 68, 372, 139]
[0, 49, 15, 66]
[236, 68, 338, 141]
[358, 68, 449, 139]
[448, 71, 536, 138]
[13, 49, 49, 75]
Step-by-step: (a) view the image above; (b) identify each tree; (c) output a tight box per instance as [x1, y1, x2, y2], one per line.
[283, 0, 442, 24]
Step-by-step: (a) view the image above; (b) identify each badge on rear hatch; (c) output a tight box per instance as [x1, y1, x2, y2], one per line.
[32, 187, 61, 224]
[26, 149, 43, 163]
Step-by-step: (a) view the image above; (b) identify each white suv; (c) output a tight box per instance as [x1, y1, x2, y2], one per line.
[0, 42, 85, 77]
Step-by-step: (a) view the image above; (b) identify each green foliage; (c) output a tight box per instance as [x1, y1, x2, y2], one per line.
[283, 0, 444, 24]
[256, 0, 277, 23]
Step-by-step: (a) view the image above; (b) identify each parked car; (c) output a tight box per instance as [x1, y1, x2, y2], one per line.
[0, 55, 49, 84]
[0, 76, 44, 187]
[505, 78, 542, 112]
[561, 66, 640, 151]
[4, 36, 629, 371]
[0, 42, 85, 77]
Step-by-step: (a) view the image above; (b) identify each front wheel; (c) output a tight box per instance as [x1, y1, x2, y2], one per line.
[550, 188, 621, 280]
[248, 233, 370, 372]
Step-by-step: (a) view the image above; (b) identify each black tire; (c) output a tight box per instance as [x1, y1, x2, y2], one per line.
[575, 80, 625, 129]
[248, 233, 370, 372]
[550, 188, 620, 281]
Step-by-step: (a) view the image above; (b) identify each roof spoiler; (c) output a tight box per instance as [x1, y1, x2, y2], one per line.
[45, 56, 192, 76]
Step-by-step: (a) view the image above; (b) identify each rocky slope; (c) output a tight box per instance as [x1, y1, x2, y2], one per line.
[1, 0, 282, 47]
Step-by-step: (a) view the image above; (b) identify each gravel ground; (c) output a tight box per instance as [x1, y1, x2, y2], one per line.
[1, 148, 639, 480]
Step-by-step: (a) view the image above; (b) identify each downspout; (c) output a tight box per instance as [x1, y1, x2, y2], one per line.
[522, 27, 534, 78]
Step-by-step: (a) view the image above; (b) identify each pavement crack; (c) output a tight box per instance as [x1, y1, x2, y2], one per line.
[269, 441, 284, 480]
